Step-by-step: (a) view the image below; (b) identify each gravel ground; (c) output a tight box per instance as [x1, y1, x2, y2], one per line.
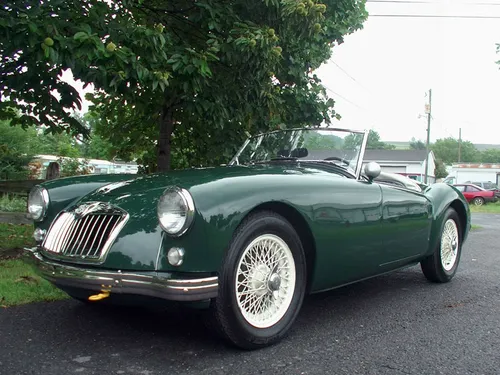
[0, 213, 498, 375]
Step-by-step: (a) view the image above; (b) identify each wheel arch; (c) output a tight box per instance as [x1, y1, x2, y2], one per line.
[244, 201, 316, 293]
[448, 199, 469, 241]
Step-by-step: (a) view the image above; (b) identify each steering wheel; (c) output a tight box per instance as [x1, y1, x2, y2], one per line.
[323, 156, 350, 166]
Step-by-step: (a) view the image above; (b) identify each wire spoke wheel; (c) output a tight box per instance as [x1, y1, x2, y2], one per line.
[235, 234, 296, 328]
[440, 219, 459, 271]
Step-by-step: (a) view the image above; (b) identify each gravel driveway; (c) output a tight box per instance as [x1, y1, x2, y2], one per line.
[0, 213, 499, 375]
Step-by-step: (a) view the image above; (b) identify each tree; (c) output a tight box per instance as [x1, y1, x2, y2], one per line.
[431, 137, 479, 165]
[1, 0, 368, 171]
[480, 148, 500, 164]
[409, 137, 426, 150]
[0, 120, 35, 179]
[302, 131, 342, 150]
[343, 129, 395, 150]
[434, 159, 448, 179]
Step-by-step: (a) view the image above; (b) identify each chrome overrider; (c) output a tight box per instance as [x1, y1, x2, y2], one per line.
[23, 247, 219, 302]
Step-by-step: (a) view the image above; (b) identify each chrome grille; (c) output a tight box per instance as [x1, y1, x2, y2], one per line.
[42, 202, 128, 263]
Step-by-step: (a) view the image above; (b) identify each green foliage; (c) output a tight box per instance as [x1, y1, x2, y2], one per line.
[409, 137, 426, 150]
[35, 132, 82, 157]
[431, 137, 479, 165]
[302, 132, 342, 150]
[344, 129, 395, 150]
[0, 195, 27, 213]
[0, 120, 34, 179]
[480, 148, 500, 164]
[434, 159, 448, 179]
[1, 0, 368, 171]
[57, 157, 91, 177]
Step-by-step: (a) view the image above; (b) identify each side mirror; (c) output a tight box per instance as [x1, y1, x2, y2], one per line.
[364, 162, 381, 181]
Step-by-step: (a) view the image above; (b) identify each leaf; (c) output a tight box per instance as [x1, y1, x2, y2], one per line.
[73, 32, 88, 42]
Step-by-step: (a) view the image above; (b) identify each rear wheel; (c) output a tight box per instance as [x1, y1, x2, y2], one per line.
[207, 211, 307, 350]
[472, 197, 485, 206]
[421, 207, 462, 283]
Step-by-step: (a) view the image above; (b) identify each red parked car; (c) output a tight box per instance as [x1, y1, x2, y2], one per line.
[453, 183, 497, 206]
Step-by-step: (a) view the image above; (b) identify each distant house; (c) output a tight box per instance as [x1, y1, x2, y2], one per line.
[306, 149, 436, 183]
[32, 154, 139, 178]
[361, 150, 436, 183]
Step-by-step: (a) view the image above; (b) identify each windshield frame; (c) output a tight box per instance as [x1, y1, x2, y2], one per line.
[229, 127, 369, 179]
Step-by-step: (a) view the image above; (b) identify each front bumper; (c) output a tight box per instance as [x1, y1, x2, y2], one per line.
[23, 247, 218, 302]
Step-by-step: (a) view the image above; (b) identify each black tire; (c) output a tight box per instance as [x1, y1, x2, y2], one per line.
[472, 197, 485, 206]
[421, 207, 462, 283]
[206, 210, 307, 350]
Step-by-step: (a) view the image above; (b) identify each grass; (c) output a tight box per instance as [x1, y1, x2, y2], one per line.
[471, 224, 482, 231]
[0, 223, 69, 307]
[0, 194, 27, 212]
[469, 201, 500, 214]
[0, 260, 69, 307]
[0, 222, 34, 252]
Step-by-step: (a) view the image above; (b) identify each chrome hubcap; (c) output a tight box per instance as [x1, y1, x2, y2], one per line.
[268, 273, 281, 292]
[440, 219, 459, 271]
[235, 234, 296, 328]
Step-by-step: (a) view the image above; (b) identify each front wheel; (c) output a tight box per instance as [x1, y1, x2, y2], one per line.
[421, 207, 462, 283]
[207, 211, 307, 350]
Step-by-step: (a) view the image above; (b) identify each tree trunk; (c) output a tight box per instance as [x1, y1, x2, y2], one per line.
[157, 104, 174, 172]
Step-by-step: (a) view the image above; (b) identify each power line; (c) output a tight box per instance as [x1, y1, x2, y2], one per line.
[322, 84, 367, 111]
[330, 60, 374, 94]
[331, 61, 361, 85]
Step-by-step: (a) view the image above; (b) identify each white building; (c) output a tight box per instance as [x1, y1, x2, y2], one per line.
[33, 154, 139, 178]
[444, 163, 500, 186]
[361, 150, 436, 183]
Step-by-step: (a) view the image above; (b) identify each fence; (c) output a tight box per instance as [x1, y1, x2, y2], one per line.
[0, 180, 46, 196]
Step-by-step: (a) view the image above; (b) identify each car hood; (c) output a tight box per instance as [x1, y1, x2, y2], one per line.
[83, 163, 337, 199]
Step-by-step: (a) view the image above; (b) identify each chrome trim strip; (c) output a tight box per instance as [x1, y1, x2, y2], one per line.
[24, 247, 218, 302]
[356, 129, 369, 180]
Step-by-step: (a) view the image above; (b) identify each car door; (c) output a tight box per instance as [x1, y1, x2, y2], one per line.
[310, 177, 385, 291]
[376, 183, 432, 271]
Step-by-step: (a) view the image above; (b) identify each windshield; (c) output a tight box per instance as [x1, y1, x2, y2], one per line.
[230, 127, 368, 177]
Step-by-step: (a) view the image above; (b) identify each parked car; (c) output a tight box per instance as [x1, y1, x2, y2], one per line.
[465, 181, 500, 199]
[453, 183, 497, 206]
[24, 127, 471, 350]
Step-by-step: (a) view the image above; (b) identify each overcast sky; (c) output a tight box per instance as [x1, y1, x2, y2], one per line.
[64, 0, 500, 145]
[316, 0, 500, 144]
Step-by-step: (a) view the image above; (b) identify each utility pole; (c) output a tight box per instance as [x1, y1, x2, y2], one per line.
[458, 128, 462, 162]
[424, 89, 432, 184]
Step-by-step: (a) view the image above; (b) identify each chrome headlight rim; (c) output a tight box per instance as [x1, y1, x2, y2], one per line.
[157, 186, 195, 237]
[28, 185, 49, 222]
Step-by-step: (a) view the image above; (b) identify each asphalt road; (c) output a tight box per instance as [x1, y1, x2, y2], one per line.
[1, 214, 499, 375]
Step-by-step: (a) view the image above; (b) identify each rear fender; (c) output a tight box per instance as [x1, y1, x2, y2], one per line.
[424, 183, 471, 256]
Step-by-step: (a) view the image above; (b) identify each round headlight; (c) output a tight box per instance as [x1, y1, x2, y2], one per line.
[28, 186, 49, 221]
[157, 186, 195, 236]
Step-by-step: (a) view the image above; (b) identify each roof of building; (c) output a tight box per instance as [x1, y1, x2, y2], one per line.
[363, 149, 430, 163]
[452, 163, 500, 169]
[303, 149, 432, 164]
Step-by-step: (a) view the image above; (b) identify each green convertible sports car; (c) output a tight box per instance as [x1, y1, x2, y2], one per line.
[24, 127, 470, 349]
